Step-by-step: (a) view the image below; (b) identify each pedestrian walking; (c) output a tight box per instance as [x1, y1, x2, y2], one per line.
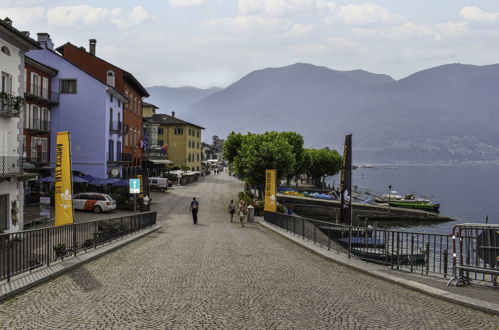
[190, 197, 199, 224]
[238, 201, 247, 227]
[228, 199, 236, 222]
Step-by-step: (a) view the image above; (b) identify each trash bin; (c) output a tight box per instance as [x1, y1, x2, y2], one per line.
[247, 205, 255, 222]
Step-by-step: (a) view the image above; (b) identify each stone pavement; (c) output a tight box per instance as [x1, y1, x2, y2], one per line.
[0, 173, 497, 329]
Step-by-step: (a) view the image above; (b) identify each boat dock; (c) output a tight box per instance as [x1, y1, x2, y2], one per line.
[277, 194, 455, 222]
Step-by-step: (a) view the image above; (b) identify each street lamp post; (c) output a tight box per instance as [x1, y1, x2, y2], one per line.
[388, 184, 392, 208]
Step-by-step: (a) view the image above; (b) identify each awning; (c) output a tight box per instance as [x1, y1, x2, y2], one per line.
[148, 159, 172, 165]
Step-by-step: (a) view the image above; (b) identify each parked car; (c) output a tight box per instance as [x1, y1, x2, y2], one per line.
[73, 193, 117, 213]
[149, 177, 171, 192]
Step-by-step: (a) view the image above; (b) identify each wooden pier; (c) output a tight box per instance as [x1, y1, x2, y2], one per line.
[277, 194, 454, 223]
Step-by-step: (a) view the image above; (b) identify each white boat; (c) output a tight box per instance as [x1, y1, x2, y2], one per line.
[382, 191, 402, 200]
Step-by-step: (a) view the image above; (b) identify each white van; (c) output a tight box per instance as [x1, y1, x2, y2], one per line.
[149, 177, 169, 192]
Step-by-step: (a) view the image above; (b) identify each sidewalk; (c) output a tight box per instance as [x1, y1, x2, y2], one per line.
[258, 218, 499, 315]
[0, 225, 161, 302]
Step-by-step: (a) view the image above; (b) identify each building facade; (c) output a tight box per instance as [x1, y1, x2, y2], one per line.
[152, 112, 203, 171]
[55, 40, 149, 169]
[28, 33, 128, 179]
[23, 56, 58, 172]
[0, 18, 40, 233]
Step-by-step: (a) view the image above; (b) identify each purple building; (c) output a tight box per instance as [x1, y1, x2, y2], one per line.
[27, 33, 129, 178]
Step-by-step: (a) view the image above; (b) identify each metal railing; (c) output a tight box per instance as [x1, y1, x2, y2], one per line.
[0, 156, 24, 177]
[265, 212, 456, 279]
[26, 85, 59, 104]
[107, 152, 132, 163]
[24, 119, 50, 132]
[0, 212, 157, 282]
[447, 223, 499, 286]
[109, 121, 127, 135]
[24, 151, 49, 164]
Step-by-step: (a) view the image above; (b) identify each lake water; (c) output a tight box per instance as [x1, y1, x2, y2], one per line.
[326, 164, 499, 234]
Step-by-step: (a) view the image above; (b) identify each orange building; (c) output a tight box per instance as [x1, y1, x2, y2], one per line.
[55, 40, 149, 169]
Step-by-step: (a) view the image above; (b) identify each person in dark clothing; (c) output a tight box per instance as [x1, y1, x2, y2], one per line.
[190, 197, 199, 224]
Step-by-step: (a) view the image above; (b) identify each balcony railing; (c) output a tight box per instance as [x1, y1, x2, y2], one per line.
[24, 119, 50, 132]
[24, 150, 49, 165]
[0, 156, 24, 177]
[109, 121, 127, 135]
[25, 85, 59, 104]
[107, 152, 132, 163]
[0, 93, 23, 117]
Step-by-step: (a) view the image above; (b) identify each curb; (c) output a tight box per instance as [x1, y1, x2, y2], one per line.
[258, 220, 499, 316]
[0, 225, 162, 303]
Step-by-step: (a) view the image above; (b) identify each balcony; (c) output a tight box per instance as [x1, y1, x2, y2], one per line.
[24, 150, 49, 165]
[25, 119, 50, 133]
[0, 156, 24, 177]
[109, 121, 127, 135]
[107, 152, 132, 163]
[24, 85, 59, 105]
[0, 93, 23, 117]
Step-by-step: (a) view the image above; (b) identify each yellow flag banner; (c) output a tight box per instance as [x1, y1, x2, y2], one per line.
[55, 131, 74, 226]
[264, 169, 277, 212]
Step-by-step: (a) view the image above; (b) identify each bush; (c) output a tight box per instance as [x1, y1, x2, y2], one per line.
[276, 204, 285, 213]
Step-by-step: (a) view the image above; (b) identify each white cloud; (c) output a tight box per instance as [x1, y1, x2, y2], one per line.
[111, 6, 155, 29]
[0, 6, 46, 25]
[288, 23, 315, 37]
[460, 6, 499, 23]
[354, 21, 468, 41]
[170, 0, 207, 8]
[315, 0, 336, 12]
[203, 15, 284, 33]
[238, 0, 316, 16]
[337, 3, 403, 25]
[46, 5, 122, 26]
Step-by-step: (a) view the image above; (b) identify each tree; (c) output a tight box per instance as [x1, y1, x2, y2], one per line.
[234, 133, 296, 186]
[305, 148, 342, 187]
[223, 131, 244, 163]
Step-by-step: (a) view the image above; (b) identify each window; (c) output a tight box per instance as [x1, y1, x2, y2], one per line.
[197, 142, 200, 149]
[197, 153, 200, 161]
[60, 79, 77, 93]
[118, 100, 121, 107]
[158, 139, 163, 146]
[197, 130, 200, 138]
[1, 46, 10, 56]
[188, 153, 191, 162]
[110, 94, 113, 103]
[108, 139, 114, 161]
[30, 72, 41, 96]
[42, 77, 48, 99]
[1, 72, 12, 93]
[158, 128, 164, 135]
[174, 127, 183, 135]
[106, 70, 115, 87]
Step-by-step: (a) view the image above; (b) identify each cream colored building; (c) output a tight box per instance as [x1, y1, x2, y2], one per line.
[152, 112, 203, 171]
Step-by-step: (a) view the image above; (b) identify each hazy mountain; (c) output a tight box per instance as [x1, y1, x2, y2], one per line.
[183, 62, 499, 162]
[145, 86, 222, 115]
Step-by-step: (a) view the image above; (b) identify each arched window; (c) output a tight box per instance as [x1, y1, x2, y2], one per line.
[1, 46, 10, 56]
[106, 70, 115, 87]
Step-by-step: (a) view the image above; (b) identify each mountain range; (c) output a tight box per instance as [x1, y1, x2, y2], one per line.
[147, 63, 499, 163]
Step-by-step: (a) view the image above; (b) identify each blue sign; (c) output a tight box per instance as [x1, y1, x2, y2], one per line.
[129, 179, 140, 194]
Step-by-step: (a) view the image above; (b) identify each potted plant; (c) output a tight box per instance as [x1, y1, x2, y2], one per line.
[53, 243, 67, 259]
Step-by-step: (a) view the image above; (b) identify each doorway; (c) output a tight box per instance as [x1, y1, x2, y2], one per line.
[0, 194, 9, 231]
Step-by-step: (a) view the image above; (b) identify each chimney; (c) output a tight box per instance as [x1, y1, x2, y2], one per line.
[79, 46, 86, 51]
[89, 39, 96, 55]
[22, 31, 30, 37]
[4, 17, 12, 26]
[37, 33, 54, 50]
[172, 111, 175, 118]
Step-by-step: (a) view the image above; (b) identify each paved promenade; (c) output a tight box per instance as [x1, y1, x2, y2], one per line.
[0, 174, 497, 329]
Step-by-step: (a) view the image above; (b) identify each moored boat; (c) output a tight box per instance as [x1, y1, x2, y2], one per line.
[387, 194, 440, 213]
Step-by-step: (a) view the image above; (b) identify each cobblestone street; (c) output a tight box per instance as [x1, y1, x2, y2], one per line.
[0, 173, 497, 329]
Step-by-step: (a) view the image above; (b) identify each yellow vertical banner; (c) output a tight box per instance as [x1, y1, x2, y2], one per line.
[55, 131, 74, 226]
[264, 169, 277, 212]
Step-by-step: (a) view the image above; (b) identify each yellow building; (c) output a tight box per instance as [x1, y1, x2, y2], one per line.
[152, 112, 204, 171]
[142, 102, 158, 118]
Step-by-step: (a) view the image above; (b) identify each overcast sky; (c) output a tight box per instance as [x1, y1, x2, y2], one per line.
[2, 0, 499, 88]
